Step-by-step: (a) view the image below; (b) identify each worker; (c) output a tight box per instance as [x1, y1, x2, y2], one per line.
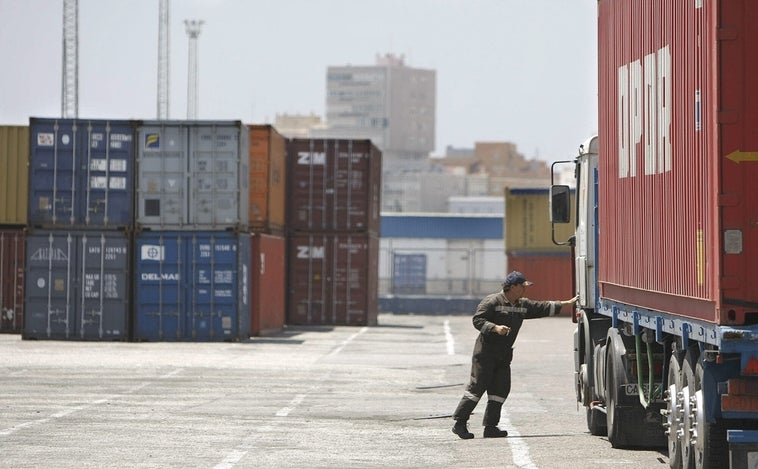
[452, 271, 579, 439]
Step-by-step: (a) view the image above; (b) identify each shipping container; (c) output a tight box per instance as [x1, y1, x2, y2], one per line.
[249, 233, 285, 336]
[248, 125, 286, 233]
[136, 121, 249, 230]
[0, 229, 25, 333]
[506, 250, 573, 315]
[28, 118, 135, 229]
[287, 139, 381, 234]
[597, 0, 758, 324]
[134, 231, 250, 341]
[504, 188, 575, 252]
[287, 232, 378, 326]
[23, 231, 130, 340]
[0, 126, 29, 225]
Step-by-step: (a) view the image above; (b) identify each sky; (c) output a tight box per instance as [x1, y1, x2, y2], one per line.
[0, 0, 598, 163]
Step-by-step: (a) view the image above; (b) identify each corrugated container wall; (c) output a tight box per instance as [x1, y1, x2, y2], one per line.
[248, 125, 286, 233]
[0, 229, 25, 333]
[23, 231, 130, 340]
[505, 188, 575, 252]
[136, 121, 249, 231]
[597, 0, 758, 324]
[28, 118, 135, 229]
[249, 233, 285, 336]
[287, 232, 378, 326]
[0, 126, 29, 225]
[506, 251, 574, 315]
[133, 231, 250, 341]
[287, 139, 381, 234]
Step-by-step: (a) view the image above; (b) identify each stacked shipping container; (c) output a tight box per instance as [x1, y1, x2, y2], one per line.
[24, 118, 133, 340]
[132, 121, 251, 341]
[247, 126, 287, 336]
[0, 126, 28, 333]
[286, 139, 381, 326]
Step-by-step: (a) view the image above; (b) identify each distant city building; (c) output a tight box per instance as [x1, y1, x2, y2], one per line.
[312, 53, 436, 166]
[273, 113, 323, 138]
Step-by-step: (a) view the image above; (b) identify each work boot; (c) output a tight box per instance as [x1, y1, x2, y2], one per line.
[483, 426, 508, 438]
[452, 420, 474, 439]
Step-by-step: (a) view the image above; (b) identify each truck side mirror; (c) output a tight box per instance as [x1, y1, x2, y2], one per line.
[550, 185, 571, 223]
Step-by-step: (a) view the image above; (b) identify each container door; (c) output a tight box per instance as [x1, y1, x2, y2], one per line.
[288, 233, 329, 324]
[29, 120, 78, 226]
[24, 233, 77, 339]
[79, 121, 134, 228]
[0, 230, 25, 333]
[77, 233, 129, 340]
[137, 125, 188, 229]
[134, 233, 183, 340]
[189, 125, 246, 229]
[185, 233, 240, 340]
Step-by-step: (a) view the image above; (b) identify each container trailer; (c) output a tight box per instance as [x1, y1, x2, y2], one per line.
[550, 1, 758, 467]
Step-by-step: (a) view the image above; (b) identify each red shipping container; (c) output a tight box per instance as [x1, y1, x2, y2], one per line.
[597, 0, 758, 325]
[0, 229, 25, 333]
[507, 251, 574, 316]
[287, 232, 378, 326]
[287, 139, 381, 234]
[249, 233, 286, 336]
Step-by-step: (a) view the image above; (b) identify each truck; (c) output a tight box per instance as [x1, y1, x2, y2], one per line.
[550, 1, 758, 468]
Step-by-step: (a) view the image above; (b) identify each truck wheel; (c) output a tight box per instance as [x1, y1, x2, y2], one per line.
[681, 348, 698, 469]
[666, 353, 683, 469]
[693, 358, 728, 469]
[605, 345, 626, 448]
[587, 406, 607, 436]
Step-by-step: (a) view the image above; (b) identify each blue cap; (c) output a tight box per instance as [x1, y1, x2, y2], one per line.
[503, 271, 534, 287]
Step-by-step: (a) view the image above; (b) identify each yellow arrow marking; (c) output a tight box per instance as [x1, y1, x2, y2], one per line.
[726, 150, 758, 163]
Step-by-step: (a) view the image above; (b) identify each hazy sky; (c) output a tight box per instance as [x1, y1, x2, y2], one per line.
[0, 0, 597, 162]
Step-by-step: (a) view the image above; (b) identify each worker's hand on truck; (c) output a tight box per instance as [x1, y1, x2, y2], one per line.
[493, 325, 511, 336]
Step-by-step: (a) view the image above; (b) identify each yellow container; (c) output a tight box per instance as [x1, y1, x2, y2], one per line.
[504, 187, 575, 252]
[0, 126, 29, 225]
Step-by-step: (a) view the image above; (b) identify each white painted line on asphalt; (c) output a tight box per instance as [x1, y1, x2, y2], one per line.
[328, 326, 368, 356]
[0, 419, 50, 436]
[160, 368, 183, 379]
[443, 320, 455, 355]
[213, 449, 248, 469]
[500, 413, 538, 469]
[276, 393, 306, 417]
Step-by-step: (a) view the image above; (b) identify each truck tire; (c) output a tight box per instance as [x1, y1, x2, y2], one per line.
[605, 342, 626, 448]
[694, 358, 728, 469]
[666, 353, 683, 469]
[587, 406, 607, 436]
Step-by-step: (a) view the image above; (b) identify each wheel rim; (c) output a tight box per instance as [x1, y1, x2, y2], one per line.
[666, 383, 681, 461]
[666, 355, 683, 468]
[681, 384, 693, 463]
[693, 388, 705, 469]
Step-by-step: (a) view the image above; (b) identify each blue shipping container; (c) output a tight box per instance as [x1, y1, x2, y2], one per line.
[134, 231, 250, 341]
[23, 231, 130, 340]
[28, 118, 135, 228]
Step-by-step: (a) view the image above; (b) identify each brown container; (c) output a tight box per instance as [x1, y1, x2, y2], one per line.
[507, 250, 574, 315]
[287, 139, 381, 234]
[287, 232, 378, 326]
[505, 187, 575, 252]
[249, 233, 286, 336]
[0, 126, 29, 225]
[0, 229, 25, 333]
[248, 125, 286, 233]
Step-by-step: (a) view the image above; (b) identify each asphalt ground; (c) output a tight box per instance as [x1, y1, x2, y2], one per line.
[0, 313, 667, 468]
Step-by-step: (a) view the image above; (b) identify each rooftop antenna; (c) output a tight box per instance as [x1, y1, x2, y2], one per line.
[157, 0, 170, 119]
[184, 19, 204, 120]
[61, 0, 79, 118]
